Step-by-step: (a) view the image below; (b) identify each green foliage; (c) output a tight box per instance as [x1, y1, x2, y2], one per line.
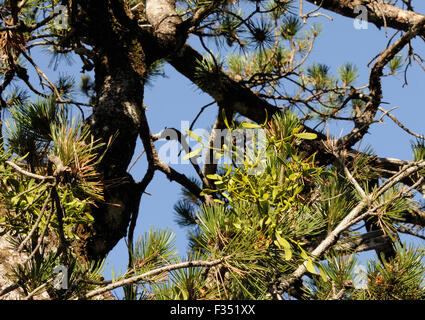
[338, 63, 358, 86]
[0, 94, 110, 298]
[247, 18, 274, 51]
[151, 251, 213, 300]
[50, 119, 106, 202]
[265, 0, 294, 20]
[7, 242, 106, 300]
[306, 63, 333, 90]
[122, 227, 179, 299]
[307, 254, 360, 300]
[313, 173, 357, 234]
[412, 139, 425, 162]
[194, 55, 226, 91]
[166, 111, 336, 298]
[163, 108, 425, 300]
[1, 96, 106, 229]
[131, 227, 178, 272]
[389, 54, 404, 75]
[359, 244, 425, 300]
[174, 200, 198, 227]
[145, 59, 166, 87]
[280, 16, 302, 40]
[5, 98, 67, 155]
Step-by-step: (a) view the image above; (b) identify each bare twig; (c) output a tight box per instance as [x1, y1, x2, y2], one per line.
[79, 256, 230, 300]
[23, 279, 53, 300]
[338, 16, 425, 148]
[379, 106, 425, 140]
[396, 225, 425, 240]
[0, 283, 19, 298]
[338, 156, 367, 200]
[23, 201, 55, 263]
[5, 161, 55, 182]
[127, 150, 146, 173]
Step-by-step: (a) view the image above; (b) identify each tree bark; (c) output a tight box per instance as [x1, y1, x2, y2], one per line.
[69, 0, 151, 261]
[71, 0, 189, 261]
[305, 0, 425, 34]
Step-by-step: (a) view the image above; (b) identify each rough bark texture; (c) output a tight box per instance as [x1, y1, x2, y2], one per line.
[70, 0, 188, 261]
[70, 0, 151, 261]
[0, 229, 30, 299]
[306, 0, 425, 33]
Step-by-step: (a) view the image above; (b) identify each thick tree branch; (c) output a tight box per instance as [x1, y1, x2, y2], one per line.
[168, 44, 280, 124]
[338, 16, 425, 148]
[305, 0, 425, 35]
[273, 160, 425, 297]
[333, 229, 394, 253]
[71, 0, 152, 260]
[145, 0, 188, 55]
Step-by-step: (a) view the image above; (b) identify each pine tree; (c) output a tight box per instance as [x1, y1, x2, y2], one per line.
[0, 0, 425, 300]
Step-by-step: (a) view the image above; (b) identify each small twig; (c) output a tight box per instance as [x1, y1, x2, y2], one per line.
[127, 166, 155, 263]
[23, 279, 53, 300]
[396, 225, 425, 240]
[189, 101, 216, 133]
[127, 150, 146, 173]
[131, 2, 144, 12]
[329, 281, 352, 300]
[5, 161, 55, 182]
[319, 190, 348, 202]
[0, 10, 58, 32]
[376, 161, 425, 198]
[79, 256, 230, 300]
[14, 180, 47, 199]
[340, 159, 367, 200]
[17, 188, 52, 252]
[23, 187, 49, 212]
[0, 283, 20, 298]
[51, 186, 68, 260]
[23, 200, 55, 263]
[379, 106, 425, 140]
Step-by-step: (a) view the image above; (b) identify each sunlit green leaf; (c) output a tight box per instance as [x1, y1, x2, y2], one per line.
[186, 130, 203, 143]
[294, 132, 317, 140]
[183, 148, 202, 160]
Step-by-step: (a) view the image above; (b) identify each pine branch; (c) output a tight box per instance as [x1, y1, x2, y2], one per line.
[338, 15, 425, 148]
[0, 283, 19, 298]
[273, 160, 425, 297]
[5, 161, 55, 182]
[79, 256, 230, 300]
[305, 0, 425, 35]
[333, 230, 393, 253]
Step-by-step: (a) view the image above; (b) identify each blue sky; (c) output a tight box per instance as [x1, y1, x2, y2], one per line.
[7, 1, 425, 297]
